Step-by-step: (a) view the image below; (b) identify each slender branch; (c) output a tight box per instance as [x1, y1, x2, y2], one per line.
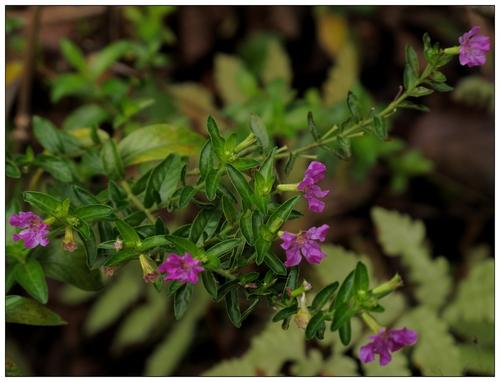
[120, 180, 156, 224]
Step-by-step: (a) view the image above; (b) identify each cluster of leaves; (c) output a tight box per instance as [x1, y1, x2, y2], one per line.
[203, 208, 493, 376]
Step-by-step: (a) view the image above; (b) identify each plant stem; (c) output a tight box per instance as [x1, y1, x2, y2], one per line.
[275, 63, 436, 160]
[120, 180, 156, 224]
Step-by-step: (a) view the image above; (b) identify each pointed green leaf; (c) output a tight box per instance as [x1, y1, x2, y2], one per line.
[6, 295, 66, 326]
[14, 259, 48, 304]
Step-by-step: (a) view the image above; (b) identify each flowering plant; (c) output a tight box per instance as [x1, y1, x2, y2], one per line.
[6, 23, 490, 372]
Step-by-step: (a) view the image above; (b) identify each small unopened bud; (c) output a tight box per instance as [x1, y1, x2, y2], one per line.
[63, 227, 77, 252]
[294, 294, 311, 329]
[139, 254, 159, 283]
[276, 183, 299, 192]
[372, 273, 403, 298]
[114, 238, 123, 251]
[303, 280, 312, 291]
[294, 307, 311, 329]
[102, 266, 117, 278]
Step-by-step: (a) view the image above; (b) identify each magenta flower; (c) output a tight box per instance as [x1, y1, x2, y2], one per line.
[280, 224, 329, 267]
[458, 26, 490, 67]
[298, 161, 330, 213]
[9, 211, 50, 249]
[359, 327, 417, 366]
[158, 252, 204, 284]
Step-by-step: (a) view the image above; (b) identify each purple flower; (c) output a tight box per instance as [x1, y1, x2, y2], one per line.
[9, 211, 50, 249]
[298, 161, 330, 213]
[158, 252, 204, 284]
[459, 26, 490, 67]
[280, 224, 329, 267]
[359, 327, 418, 366]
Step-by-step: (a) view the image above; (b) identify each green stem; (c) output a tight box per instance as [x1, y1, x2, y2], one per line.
[361, 312, 383, 333]
[120, 180, 156, 224]
[275, 63, 436, 160]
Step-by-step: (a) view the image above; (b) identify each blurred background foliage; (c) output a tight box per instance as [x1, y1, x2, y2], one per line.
[5, 5, 493, 376]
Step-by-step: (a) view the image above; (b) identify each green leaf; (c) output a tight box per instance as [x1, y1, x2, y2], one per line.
[338, 320, 351, 345]
[330, 304, 355, 331]
[199, 140, 214, 180]
[240, 210, 254, 245]
[272, 304, 298, 322]
[72, 185, 100, 204]
[23, 191, 61, 214]
[14, 259, 48, 304]
[403, 64, 418, 90]
[257, 147, 276, 193]
[206, 168, 222, 201]
[35, 155, 74, 182]
[33, 116, 63, 153]
[207, 116, 226, 160]
[225, 288, 241, 328]
[263, 253, 287, 275]
[311, 281, 339, 311]
[222, 195, 238, 224]
[266, 196, 300, 233]
[51, 73, 90, 102]
[405, 45, 419, 76]
[178, 186, 197, 209]
[190, 209, 221, 245]
[346, 91, 361, 120]
[408, 86, 433, 97]
[61, 38, 87, 72]
[255, 237, 271, 265]
[307, 111, 320, 141]
[174, 283, 193, 320]
[141, 235, 169, 251]
[429, 81, 454, 92]
[353, 261, 369, 292]
[166, 235, 203, 257]
[206, 239, 241, 258]
[103, 249, 138, 266]
[6, 158, 21, 178]
[214, 54, 258, 105]
[101, 139, 125, 180]
[398, 100, 430, 112]
[305, 311, 326, 340]
[74, 204, 113, 222]
[226, 164, 254, 208]
[40, 241, 103, 291]
[201, 271, 218, 299]
[333, 271, 355, 310]
[144, 154, 182, 208]
[88, 40, 131, 78]
[372, 115, 387, 140]
[249, 114, 270, 152]
[115, 219, 141, 246]
[119, 124, 204, 165]
[216, 279, 240, 301]
[6, 295, 66, 326]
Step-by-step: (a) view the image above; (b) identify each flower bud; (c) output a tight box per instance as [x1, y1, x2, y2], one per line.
[102, 266, 117, 278]
[371, 273, 402, 298]
[294, 306, 312, 329]
[63, 226, 78, 252]
[139, 254, 159, 283]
